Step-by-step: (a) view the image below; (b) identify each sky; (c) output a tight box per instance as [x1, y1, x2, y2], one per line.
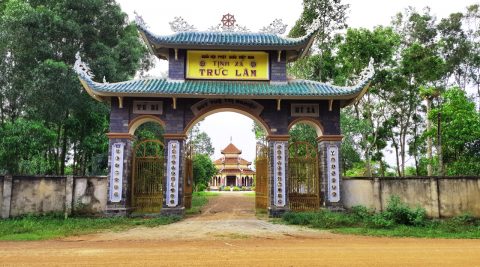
[116, 0, 477, 164]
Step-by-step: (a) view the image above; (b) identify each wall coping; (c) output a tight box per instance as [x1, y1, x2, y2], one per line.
[8, 175, 108, 180]
[343, 176, 480, 180]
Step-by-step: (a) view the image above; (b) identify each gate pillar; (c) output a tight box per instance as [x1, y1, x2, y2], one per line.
[317, 135, 344, 210]
[105, 133, 134, 216]
[267, 135, 290, 217]
[161, 134, 187, 216]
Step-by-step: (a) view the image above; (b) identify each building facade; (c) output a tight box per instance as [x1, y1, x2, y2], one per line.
[74, 13, 374, 216]
[210, 143, 255, 190]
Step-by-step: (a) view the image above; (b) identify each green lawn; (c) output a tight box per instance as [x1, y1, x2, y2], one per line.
[185, 191, 219, 215]
[0, 214, 180, 241]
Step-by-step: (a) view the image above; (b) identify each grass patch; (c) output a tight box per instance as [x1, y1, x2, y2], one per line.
[186, 191, 219, 215]
[243, 191, 255, 197]
[282, 196, 480, 239]
[0, 213, 180, 241]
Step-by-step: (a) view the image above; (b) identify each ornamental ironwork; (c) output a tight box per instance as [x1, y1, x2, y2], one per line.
[208, 13, 250, 33]
[169, 16, 196, 32]
[260, 19, 288, 35]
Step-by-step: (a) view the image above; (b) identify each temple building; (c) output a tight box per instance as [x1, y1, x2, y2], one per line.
[210, 143, 255, 189]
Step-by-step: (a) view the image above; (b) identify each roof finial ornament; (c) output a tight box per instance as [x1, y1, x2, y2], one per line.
[357, 58, 375, 84]
[73, 52, 95, 80]
[208, 13, 250, 33]
[169, 17, 197, 33]
[260, 19, 288, 35]
[134, 11, 148, 29]
[230, 136, 233, 143]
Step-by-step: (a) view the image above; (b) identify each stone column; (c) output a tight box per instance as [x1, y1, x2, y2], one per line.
[1, 175, 12, 219]
[318, 135, 344, 210]
[105, 133, 134, 216]
[161, 134, 186, 216]
[267, 135, 290, 217]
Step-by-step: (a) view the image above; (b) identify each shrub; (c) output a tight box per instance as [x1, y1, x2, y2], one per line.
[196, 184, 207, 192]
[233, 186, 241, 191]
[381, 196, 427, 226]
[224, 186, 231, 191]
[451, 213, 477, 226]
[350, 205, 372, 221]
[241, 186, 248, 191]
[218, 186, 223, 191]
[251, 186, 255, 191]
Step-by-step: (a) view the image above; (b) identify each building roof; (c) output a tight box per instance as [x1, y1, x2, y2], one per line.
[74, 63, 373, 105]
[214, 157, 251, 165]
[135, 15, 316, 61]
[221, 143, 242, 154]
[218, 168, 255, 175]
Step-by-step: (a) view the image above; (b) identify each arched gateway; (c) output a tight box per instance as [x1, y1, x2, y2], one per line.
[73, 14, 374, 217]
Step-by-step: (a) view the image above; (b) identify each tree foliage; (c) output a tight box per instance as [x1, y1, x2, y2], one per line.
[192, 154, 217, 191]
[0, 0, 150, 175]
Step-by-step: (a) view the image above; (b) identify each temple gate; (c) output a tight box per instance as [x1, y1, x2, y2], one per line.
[74, 13, 374, 217]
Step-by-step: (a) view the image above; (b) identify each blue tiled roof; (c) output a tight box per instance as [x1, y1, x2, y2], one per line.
[139, 29, 313, 48]
[81, 77, 369, 99]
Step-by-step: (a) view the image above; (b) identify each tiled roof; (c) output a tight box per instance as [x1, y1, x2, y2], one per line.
[214, 157, 251, 165]
[78, 77, 370, 99]
[219, 168, 255, 175]
[221, 143, 242, 154]
[138, 29, 313, 49]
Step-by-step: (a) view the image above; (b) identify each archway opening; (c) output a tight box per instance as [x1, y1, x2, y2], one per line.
[185, 109, 269, 216]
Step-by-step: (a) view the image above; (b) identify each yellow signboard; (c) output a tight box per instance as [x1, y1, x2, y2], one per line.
[186, 50, 269, 81]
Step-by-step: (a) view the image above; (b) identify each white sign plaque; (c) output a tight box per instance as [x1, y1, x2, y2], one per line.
[166, 140, 180, 207]
[327, 146, 340, 202]
[274, 142, 286, 207]
[291, 103, 319, 117]
[133, 101, 163, 115]
[109, 143, 124, 203]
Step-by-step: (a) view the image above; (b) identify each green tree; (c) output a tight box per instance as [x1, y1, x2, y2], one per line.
[192, 154, 217, 191]
[428, 87, 480, 175]
[187, 122, 214, 156]
[0, 0, 150, 174]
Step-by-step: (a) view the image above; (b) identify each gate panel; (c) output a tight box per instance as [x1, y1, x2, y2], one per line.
[132, 140, 164, 213]
[288, 142, 320, 211]
[255, 144, 269, 210]
[184, 144, 193, 209]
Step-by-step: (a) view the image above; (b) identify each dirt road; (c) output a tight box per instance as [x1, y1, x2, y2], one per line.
[1, 192, 480, 266]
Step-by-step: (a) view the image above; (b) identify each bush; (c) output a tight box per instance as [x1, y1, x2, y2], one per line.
[350, 205, 372, 221]
[383, 196, 427, 226]
[196, 184, 207, 192]
[224, 186, 231, 191]
[218, 186, 223, 191]
[451, 213, 478, 226]
[251, 186, 255, 191]
[241, 186, 248, 191]
[233, 186, 241, 191]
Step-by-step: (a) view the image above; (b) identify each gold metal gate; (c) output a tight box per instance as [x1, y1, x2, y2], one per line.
[132, 140, 164, 213]
[184, 144, 193, 209]
[288, 142, 320, 211]
[255, 144, 269, 210]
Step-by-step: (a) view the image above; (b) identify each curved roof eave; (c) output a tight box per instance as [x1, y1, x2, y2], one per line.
[136, 24, 315, 57]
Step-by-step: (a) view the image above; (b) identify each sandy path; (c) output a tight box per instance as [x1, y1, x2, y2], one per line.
[0, 192, 480, 266]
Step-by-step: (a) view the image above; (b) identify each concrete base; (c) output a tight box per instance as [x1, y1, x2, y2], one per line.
[268, 207, 289, 218]
[161, 207, 185, 217]
[326, 202, 345, 212]
[104, 207, 132, 217]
